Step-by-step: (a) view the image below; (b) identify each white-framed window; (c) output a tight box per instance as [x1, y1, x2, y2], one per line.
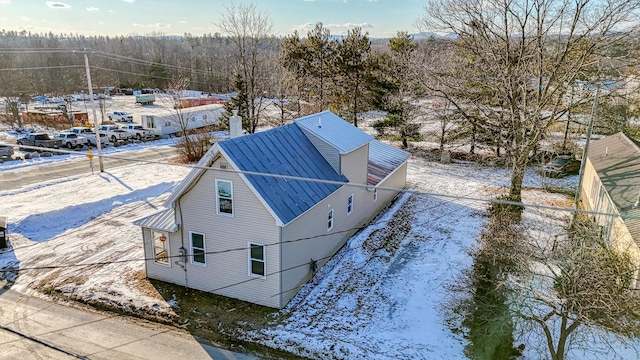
[327, 209, 334, 231]
[216, 179, 233, 215]
[153, 231, 169, 265]
[347, 194, 354, 215]
[190, 232, 206, 265]
[248, 242, 266, 278]
[373, 188, 378, 201]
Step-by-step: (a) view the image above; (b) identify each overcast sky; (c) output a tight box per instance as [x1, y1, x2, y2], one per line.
[0, 0, 426, 38]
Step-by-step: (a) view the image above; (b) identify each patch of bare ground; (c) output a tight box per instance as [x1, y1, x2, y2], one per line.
[362, 195, 415, 256]
[37, 269, 64, 294]
[145, 280, 306, 360]
[125, 270, 162, 299]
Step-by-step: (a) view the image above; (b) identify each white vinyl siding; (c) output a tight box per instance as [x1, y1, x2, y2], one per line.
[248, 243, 266, 278]
[177, 168, 281, 308]
[216, 179, 233, 216]
[190, 232, 206, 265]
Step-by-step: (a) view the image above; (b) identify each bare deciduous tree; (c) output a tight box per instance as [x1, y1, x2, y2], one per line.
[160, 76, 211, 162]
[217, 1, 274, 133]
[417, 0, 639, 203]
[448, 209, 640, 360]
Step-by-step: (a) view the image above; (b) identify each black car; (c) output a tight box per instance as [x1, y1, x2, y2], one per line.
[541, 155, 581, 177]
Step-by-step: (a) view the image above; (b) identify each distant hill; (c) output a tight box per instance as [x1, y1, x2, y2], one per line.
[412, 31, 457, 39]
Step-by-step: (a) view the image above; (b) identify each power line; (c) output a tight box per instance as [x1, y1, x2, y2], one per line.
[0, 65, 84, 71]
[92, 51, 227, 78]
[2, 142, 635, 220]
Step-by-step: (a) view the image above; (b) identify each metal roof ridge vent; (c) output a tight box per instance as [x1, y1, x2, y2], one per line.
[318, 117, 322, 128]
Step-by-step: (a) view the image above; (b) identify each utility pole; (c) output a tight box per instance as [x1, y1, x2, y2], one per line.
[83, 49, 104, 172]
[574, 86, 601, 210]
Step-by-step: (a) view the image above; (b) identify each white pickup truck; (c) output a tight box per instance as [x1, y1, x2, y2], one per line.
[54, 132, 88, 149]
[107, 111, 134, 122]
[120, 124, 156, 141]
[68, 127, 108, 146]
[98, 125, 132, 143]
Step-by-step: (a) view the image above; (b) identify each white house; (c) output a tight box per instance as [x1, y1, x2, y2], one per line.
[134, 110, 410, 308]
[579, 132, 640, 287]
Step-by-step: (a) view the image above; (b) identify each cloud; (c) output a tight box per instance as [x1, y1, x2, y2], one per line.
[108, 9, 115, 13]
[133, 23, 172, 29]
[46, 1, 70, 8]
[86, 6, 99, 11]
[0, 0, 10, 5]
[21, 16, 31, 21]
[176, 20, 187, 24]
[121, 0, 134, 2]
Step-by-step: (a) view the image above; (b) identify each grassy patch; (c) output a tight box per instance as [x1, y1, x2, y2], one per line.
[148, 280, 305, 359]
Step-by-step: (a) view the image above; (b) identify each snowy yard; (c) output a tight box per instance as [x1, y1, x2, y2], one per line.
[4, 135, 620, 359]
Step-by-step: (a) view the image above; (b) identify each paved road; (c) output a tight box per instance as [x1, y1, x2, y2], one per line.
[0, 146, 178, 192]
[0, 289, 257, 360]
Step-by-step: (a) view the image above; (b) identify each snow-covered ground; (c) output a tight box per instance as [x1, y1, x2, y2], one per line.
[1, 98, 637, 358]
[0, 138, 600, 359]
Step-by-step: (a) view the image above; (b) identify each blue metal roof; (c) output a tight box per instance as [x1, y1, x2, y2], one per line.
[219, 123, 347, 224]
[295, 110, 373, 154]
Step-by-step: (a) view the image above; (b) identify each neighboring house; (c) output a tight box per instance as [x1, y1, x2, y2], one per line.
[139, 104, 224, 137]
[579, 132, 640, 287]
[134, 110, 410, 308]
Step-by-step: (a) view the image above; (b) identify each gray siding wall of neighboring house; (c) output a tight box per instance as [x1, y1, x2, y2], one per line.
[172, 157, 282, 308]
[341, 144, 369, 185]
[301, 130, 341, 173]
[143, 228, 187, 285]
[279, 160, 408, 307]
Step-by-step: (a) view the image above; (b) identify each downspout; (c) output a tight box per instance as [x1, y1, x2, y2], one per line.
[178, 197, 188, 289]
[279, 225, 283, 308]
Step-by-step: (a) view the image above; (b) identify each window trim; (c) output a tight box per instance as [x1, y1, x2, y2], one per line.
[327, 209, 334, 231]
[189, 231, 206, 266]
[152, 231, 170, 267]
[216, 179, 234, 216]
[248, 242, 266, 278]
[347, 194, 354, 216]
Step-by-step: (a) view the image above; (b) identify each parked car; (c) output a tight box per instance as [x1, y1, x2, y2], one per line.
[107, 111, 133, 122]
[54, 132, 88, 149]
[98, 125, 132, 143]
[67, 127, 108, 147]
[120, 124, 156, 141]
[16, 133, 63, 151]
[0, 144, 14, 159]
[542, 155, 581, 177]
